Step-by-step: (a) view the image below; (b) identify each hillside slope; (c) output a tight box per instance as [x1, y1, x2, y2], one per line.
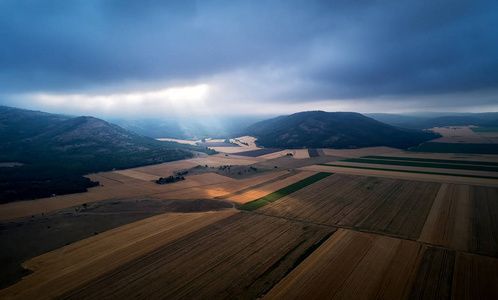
[244, 111, 439, 149]
[0, 106, 214, 203]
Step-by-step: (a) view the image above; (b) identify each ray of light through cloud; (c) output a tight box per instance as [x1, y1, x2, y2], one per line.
[29, 84, 210, 117]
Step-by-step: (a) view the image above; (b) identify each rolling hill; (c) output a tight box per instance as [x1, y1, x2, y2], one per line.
[0, 106, 215, 203]
[243, 111, 440, 149]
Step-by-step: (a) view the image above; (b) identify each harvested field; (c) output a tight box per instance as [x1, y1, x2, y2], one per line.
[409, 142, 498, 154]
[364, 155, 498, 167]
[198, 142, 240, 147]
[321, 146, 398, 158]
[114, 169, 159, 181]
[0, 210, 238, 299]
[207, 146, 255, 154]
[130, 156, 260, 178]
[469, 185, 498, 256]
[264, 229, 455, 300]
[291, 149, 310, 159]
[452, 252, 498, 300]
[374, 150, 498, 163]
[303, 164, 498, 187]
[0, 172, 235, 222]
[240, 172, 333, 211]
[253, 155, 337, 171]
[344, 157, 498, 172]
[2, 212, 334, 299]
[156, 138, 200, 145]
[0, 198, 232, 289]
[413, 183, 498, 257]
[232, 136, 259, 148]
[259, 174, 440, 239]
[430, 126, 495, 143]
[308, 149, 320, 157]
[327, 161, 498, 178]
[225, 171, 318, 203]
[233, 148, 283, 157]
[419, 184, 471, 252]
[151, 171, 289, 200]
[198, 155, 261, 165]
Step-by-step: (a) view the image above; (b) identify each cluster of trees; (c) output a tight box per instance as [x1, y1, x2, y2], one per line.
[155, 175, 185, 184]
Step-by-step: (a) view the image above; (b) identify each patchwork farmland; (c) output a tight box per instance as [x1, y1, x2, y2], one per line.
[1, 145, 498, 299]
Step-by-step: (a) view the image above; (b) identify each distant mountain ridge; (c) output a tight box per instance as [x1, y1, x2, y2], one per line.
[366, 112, 498, 129]
[243, 111, 439, 149]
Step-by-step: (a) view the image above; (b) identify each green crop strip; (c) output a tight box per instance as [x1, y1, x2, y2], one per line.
[363, 156, 498, 167]
[239, 172, 333, 211]
[317, 164, 498, 180]
[343, 158, 498, 172]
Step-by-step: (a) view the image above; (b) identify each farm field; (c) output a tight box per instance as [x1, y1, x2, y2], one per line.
[363, 155, 498, 167]
[372, 150, 498, 163]
[232, 136, 259, 148]
[321, 146, 398, 158]
[326, 160, 498, 178]
[1, 212, 334, 299]
[0, 197, 232, 289]
[258, 174, 440, 239]
[0, 171, 239, 222]
[233, 148, 283, 157]
[290, 149, 310, 159]
[224, 171, 318, 203]
[409, 142, 498, 154]
[307, 149, 320, 157]
[151, 171, 289, 200]
[156, 138, 200, 145]
[300, 164, 498, 187]
[264, 229, 497, 300]
[2, 144, 498, 299]
[240, 172, 333, 211]
[343, 157, 498, 172]
[430, 126, 495, 143]
[419, 184, 498, 256]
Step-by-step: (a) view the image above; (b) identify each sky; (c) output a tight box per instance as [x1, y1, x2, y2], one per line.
[1, 0, 498, 118]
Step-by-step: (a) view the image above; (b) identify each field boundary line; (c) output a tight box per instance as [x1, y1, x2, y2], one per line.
[318, 164, 498, 180]
[242, 211, 498, 260]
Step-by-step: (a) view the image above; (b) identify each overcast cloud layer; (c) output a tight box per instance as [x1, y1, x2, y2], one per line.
[1, 0, 497, 116]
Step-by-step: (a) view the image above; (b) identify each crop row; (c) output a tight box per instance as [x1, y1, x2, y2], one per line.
[344, 157, 498, 172]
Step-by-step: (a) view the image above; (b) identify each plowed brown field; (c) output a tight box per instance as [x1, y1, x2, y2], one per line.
[419, 184, 498, 256]
[300, 164, 498, 187]
[321, 146, 398, 158]
[0, 210, 237, 299]
[264, 229, 458, 300]
[1, 212, 334, 299]
[259, 174, 440, 239]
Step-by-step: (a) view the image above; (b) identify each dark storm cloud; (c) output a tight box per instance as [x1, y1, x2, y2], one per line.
[1, 0, 497, 106]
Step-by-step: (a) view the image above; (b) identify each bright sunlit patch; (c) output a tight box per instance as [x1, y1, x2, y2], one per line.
[32, 84, 210, 115]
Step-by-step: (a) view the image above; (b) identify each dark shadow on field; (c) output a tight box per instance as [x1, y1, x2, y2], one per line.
[0, 198, 233, 289]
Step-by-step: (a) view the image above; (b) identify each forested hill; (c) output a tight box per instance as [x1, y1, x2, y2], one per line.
[243, 111, 440, 149]
[0, 106, 214, 203]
